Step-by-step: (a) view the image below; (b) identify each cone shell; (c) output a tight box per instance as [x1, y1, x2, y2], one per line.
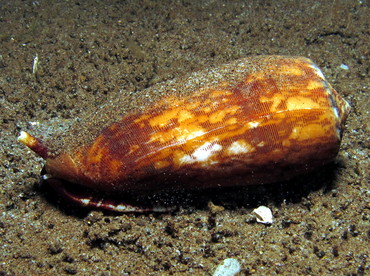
[22, 56, 351, 194]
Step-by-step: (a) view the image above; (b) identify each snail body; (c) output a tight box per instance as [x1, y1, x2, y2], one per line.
[19, 56, 350, 212]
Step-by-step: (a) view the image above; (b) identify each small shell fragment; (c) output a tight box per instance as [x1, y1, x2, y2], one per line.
[253, 206, 274, 225]
[340, 64, 349, 70]
[213, 258, 241, 276]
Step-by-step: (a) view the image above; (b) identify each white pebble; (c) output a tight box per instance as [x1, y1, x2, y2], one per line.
[340, 64, 349, 70]
[213, 258, 241, 276]
[252, 206, 273, 225]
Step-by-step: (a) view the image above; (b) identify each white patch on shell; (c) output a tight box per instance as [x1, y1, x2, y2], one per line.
[80, 198, 91, 206]
[257, 141, 265, 147]
[114, 204, 130, 212]
[18, 131, 29, 141]
[227, 140, 254, 155]
[335, 125, 342, 139]
[180, 142, 222, 165]
[309, 63, 325, 80]
[291, 127, 299, 136]
[248, 121, 260, 129]
[333, 106, 340, 119]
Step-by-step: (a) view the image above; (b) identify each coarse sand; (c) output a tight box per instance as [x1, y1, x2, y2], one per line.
[0, 0, 369, 275]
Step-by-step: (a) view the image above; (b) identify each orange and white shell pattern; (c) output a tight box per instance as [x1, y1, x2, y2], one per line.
[40, 57, 350, 193]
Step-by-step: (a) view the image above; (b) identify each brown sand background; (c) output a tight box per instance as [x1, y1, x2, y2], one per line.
[0, 0, 369, 275]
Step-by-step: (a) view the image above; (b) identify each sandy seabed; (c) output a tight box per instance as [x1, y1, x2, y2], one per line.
[0, 0, 369, 275]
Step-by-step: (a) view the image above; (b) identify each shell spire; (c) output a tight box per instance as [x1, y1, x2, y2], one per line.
[18, 131, 49, 159]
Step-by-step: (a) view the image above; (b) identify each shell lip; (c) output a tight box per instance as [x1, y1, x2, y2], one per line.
[44, 153, 81, 185]
[38, 161, 339, 213]
[40, 169, 176, 213]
